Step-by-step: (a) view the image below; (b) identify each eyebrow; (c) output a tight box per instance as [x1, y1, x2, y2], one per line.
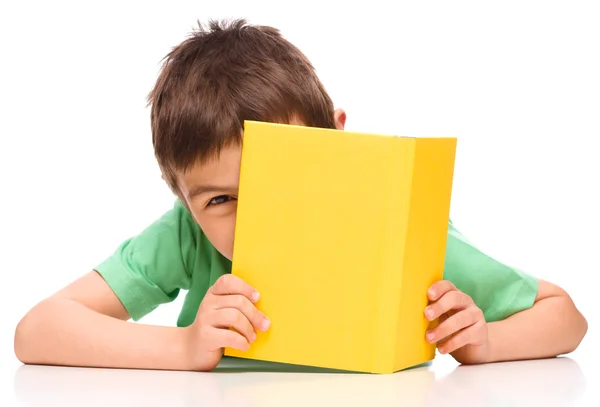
[187, 184, 237, 200]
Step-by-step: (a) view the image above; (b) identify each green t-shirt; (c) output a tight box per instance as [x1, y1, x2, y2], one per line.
[95, 199, 538, 327]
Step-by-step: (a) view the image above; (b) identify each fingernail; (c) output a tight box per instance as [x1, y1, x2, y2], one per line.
[428, 288, 436, 297]
[251, 332, 257, 342]
[261, 317, 270, 331]
[252, 291, 260, 302]
[426, 331, 435, 342]
[425, 307, 434, 319]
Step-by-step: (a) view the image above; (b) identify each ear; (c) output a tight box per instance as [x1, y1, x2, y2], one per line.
[334, 108, 346, 130]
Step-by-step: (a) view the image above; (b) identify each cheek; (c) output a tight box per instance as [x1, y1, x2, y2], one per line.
[195, 212, 237, 260]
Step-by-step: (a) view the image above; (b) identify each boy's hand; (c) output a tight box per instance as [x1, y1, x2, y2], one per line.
[185, 274, 270, 371]
[424, 280, 490, 364]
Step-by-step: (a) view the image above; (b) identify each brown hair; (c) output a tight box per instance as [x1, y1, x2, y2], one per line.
[148, 18, 336, 194]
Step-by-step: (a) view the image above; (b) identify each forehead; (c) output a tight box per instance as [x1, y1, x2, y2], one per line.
[177, 145, 242, 193]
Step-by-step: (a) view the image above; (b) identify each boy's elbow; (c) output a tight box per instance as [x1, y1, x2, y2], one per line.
[559, 291, 588, 354]
[569, 307, 588, 353]
[14, 311, 35, 364]
[537, 280, 588, 354]
[14, 300, 48, 364]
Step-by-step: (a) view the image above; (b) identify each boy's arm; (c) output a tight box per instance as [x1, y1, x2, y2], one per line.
[14, 200, 269, 370]
[14, 271, 192, 370]
[434, 221, 588, 364]
[484, 279, 587, 363]
[425, 279, 587, 364]
[14, 271, 268, 371]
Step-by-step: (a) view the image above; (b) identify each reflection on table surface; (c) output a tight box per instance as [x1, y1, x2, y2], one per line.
[13, 356, 589, 406]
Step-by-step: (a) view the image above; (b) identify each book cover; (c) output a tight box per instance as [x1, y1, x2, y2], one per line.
[224, 121, 457, 373]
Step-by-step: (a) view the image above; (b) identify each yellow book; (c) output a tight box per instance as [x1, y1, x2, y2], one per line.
[224, 121, 457, 374]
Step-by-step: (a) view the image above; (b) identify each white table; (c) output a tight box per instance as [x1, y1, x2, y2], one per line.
[7, 353, 597, 406]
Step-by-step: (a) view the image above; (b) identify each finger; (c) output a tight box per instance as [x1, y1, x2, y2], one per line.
[211, 308, 257, 344]
[425, 290, 473, 321]
[210, 274, 260, 303]
[426, 306, 483, 343]
[437, 320, 487, 354]
[208, 327, 250, 352]
[427, 280, 457, 301]
[213, 294, 270, 332]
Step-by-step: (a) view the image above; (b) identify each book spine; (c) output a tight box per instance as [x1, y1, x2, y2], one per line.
[392, 137, 457, 372]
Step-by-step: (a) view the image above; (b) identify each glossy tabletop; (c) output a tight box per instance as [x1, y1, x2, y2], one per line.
[6, 352, 597, 407]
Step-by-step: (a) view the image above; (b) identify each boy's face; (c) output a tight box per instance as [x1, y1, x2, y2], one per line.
[175, 109, 346, 260]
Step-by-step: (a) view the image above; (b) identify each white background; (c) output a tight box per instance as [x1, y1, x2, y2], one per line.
[1, 0, 598, 403]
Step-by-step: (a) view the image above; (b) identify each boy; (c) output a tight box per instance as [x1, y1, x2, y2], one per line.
[14, 19, 587, 372]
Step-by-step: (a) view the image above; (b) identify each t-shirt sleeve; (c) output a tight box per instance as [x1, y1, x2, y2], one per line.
[443, 220, 539, 322]
[94, 200, 198, 321]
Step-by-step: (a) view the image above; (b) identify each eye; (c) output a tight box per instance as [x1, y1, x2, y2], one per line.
[207, 195, 235, 206]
